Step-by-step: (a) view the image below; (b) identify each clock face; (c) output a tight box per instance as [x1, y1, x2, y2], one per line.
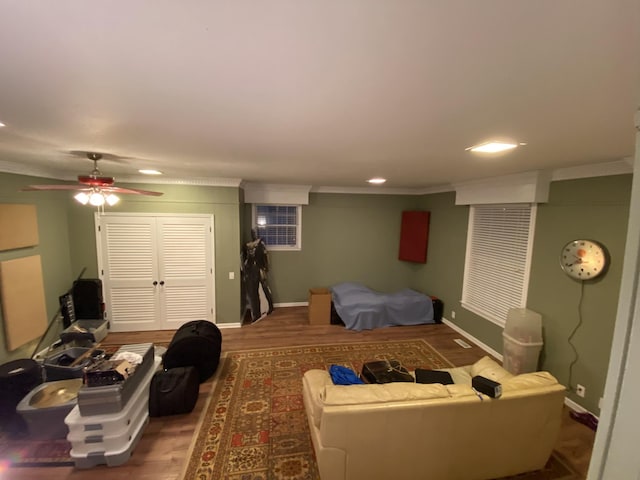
[560, 240, 607, 280]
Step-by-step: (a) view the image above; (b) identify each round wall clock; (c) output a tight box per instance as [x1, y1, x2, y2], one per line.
[560, 239, 607, 280]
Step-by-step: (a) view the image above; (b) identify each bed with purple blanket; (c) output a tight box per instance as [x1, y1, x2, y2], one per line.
[329, 282, 441, 331]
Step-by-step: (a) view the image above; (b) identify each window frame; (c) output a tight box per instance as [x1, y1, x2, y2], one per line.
[251, 204, 302, 251]
[461, 203, 537, 327]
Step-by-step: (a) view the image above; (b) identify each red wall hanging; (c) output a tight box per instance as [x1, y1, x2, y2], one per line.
[398, 211, 430, 263]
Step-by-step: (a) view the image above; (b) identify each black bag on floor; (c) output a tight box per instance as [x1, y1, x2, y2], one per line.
[163, 320, 222, 382]
[149, 366, 199, 417]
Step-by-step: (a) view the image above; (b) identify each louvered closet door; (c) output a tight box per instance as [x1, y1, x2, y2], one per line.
[97, 214, 215, 332]
[99, 216, 159, 331]
[157, 217, 214, 329]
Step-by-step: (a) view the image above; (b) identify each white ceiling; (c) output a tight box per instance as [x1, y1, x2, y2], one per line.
[0, 2, 638, 191]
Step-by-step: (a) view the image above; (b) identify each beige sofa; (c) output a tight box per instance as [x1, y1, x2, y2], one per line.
[302, 356, 566, 480]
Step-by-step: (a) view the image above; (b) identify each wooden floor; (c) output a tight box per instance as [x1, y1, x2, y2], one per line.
[8, 306, 596, 479]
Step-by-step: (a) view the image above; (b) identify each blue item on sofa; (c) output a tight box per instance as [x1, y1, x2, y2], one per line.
[329, 365, 364, 385]
[330, 282, 435, 331]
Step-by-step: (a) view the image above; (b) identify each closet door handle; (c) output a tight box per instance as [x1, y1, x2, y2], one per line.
[159, 281, 165, 286]
[153, 281, 158, 286]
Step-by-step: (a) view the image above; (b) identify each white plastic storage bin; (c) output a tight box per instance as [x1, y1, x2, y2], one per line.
[69, 405, 148, 456]
[65, 355, 159, 437]
[502, 308, 544, 375]
[70, 414, 149, 468]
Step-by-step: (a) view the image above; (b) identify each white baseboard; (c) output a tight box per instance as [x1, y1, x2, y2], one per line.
[275, 302, 308, 307]
[442, 317, 503, 361]
[217, 322, 242, 329]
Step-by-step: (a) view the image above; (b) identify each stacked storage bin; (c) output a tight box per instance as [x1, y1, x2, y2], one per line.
[502, 308, 544, 375]
[64, 343, 158, 468]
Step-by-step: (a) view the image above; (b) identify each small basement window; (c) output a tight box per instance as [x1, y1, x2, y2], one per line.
[252, 204, 301, 251]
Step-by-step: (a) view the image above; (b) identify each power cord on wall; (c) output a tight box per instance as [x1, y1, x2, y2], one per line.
[567, 280, 585, 392]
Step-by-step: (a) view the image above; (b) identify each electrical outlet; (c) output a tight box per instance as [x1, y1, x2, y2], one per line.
[576, 384, 586, 398]
[229, 271, 235, 280]
[451, 310, 456, 319]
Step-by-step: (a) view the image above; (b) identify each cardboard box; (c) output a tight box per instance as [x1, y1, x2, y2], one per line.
[308, 288, 331, 325]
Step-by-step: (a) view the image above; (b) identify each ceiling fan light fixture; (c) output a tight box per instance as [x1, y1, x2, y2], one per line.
[74, 192, 89, 205]
[89, 191, 106, 206]
[105, 193, 120, 206]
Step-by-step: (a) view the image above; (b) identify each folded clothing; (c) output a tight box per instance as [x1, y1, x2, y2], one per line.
[329, 364, 364, 385]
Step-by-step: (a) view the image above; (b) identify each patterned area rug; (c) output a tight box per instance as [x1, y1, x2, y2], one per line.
[181, 340, 579, 480]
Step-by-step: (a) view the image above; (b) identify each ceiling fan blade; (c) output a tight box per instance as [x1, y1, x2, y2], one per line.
[105, 186, 164, 196]
[21, 185, 88, 192]
[78, 175, 115, 187]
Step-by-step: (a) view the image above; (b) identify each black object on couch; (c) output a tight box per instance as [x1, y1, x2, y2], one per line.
[361, 359, 414, 384]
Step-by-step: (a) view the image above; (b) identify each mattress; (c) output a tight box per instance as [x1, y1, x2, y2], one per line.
[330, 282, 435, 331]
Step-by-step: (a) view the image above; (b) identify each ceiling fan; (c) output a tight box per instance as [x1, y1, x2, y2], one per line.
[22, 152, 163, 206]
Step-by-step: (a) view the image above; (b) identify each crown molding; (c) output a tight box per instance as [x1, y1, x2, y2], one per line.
[1, 158, 632, 194]
[550, 158, 633, 181]
[117, 175, 243, 187]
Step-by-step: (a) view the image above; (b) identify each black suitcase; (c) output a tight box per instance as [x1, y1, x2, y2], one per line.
[149, 366, 200, 417]
[361, 359, 414, 384]
[163, 320, 222, 382]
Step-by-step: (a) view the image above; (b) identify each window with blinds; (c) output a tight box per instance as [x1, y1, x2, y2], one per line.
[252, 204, 302, 250]
[461, 203, 536, 326]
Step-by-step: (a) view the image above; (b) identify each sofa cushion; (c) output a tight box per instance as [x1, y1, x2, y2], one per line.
[445, 383, 478, 398]
[470, 356, 514, 383]
[440, 366, 473, 385]
[322, 382, 450, 406]
[501, 371, 559, 392]
[303, 370, 334, 428]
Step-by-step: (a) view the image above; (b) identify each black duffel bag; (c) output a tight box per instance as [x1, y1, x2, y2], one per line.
[149, 366, 199, 417]
[164, 320, 222, 382]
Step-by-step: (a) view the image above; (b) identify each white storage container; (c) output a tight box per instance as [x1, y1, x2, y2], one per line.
[69, 404, 148, 456]
[70, 414, 149, 468]
[65, 355, 159, 437]
[502, 308, 544, 375]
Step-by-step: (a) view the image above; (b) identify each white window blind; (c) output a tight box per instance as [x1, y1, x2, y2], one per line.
[461, 203, 536, 326]
[253, 204, 302, 250]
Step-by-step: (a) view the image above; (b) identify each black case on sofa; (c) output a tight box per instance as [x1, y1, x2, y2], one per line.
[361, 360, 414, 384]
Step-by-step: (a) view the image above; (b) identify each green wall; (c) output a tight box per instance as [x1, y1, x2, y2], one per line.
[414, 175, 631, 413]
[245, 192, 424, 303]
[527, 176, 630, 412]
[0, 173, 75, 362]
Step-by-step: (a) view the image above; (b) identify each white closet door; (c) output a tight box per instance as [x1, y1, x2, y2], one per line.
[97, 214, 215, 332]
[157, 216, 214, 329]
[99, 216, 159, 332]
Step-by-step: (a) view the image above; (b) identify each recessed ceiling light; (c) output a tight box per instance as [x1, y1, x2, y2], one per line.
[139, 169, 163, 175]
[368, 178, 386, 185]
[0, 122, 5, 128]
[466, 141, 525, 153]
